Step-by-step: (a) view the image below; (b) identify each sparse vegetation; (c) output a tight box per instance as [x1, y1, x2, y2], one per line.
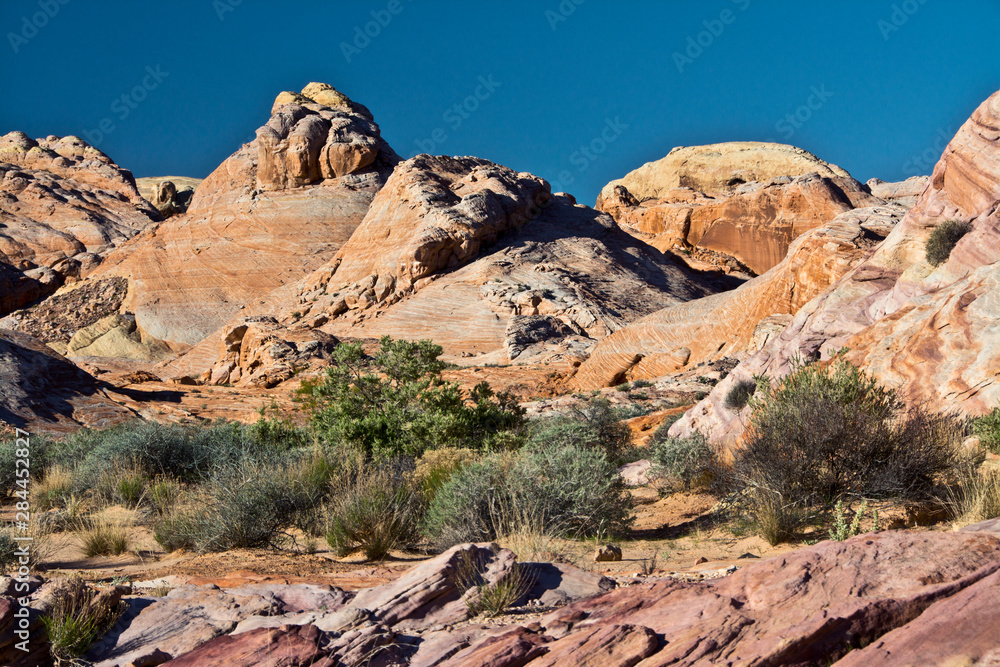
[78, 516, 132, 557]
[41, 578, 125, 664]
[649, 430, 717, 493]
[972, 407, 1000, 454]
[925, 219, 971, 266]
[730, 358, 972, 544]
[723, 378, 757, 411]
[455, 550, 533, 617]
[528, 397, 634, 464]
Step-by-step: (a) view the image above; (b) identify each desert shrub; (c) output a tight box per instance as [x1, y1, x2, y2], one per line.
[154, 461, 309, 552]
[325, 464, 423, 560]
[943, 466, 1000, 528]
[36, 465, 74, 511]
[424, 442, 632, 549]
[413, 447, 480, 503]
[422, 457, 511, 549]
[78, 517, 131, 557]
[41, 578, 124, 664]
[732, 359, 969, 543]
[528, 397, 634, 464]
[649, 431, 717, 492]
[724, 378, 757, 411]
[925, 219, 971, 266]
[149, 478, 181, 517]
[305, 337, 526, 459]
[455, 550, 533, 617]
[0, 433, 53, 498]
[971, 408, 1000, 454]
[828, 499, 879, 541]
[0, 531, 16, 573]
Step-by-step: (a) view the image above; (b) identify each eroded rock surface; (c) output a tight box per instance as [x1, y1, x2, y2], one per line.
[0, 132, 159, 314]
[573, 205, 904, 387]
[88, 83, 399, 348]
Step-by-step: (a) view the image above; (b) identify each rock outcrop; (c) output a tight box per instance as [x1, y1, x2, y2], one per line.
[598, 167, 880, 275]
[673, 88, 1000, 445]
[573, 205, 904, 387]
[136, 176, 202, 218]
[0, 329, 134, 433]
[86, 83, 399, 349]
[866, 175, 930, 209]
[0, 132, 159, 315]
[596, 141, 853, 204]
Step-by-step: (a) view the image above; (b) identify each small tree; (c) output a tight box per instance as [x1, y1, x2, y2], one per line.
[925, 220, 971, 266]
[304, 337, 526, 459]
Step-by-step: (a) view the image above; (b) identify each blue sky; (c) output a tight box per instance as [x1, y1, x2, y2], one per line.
[1, 0, 998, 204]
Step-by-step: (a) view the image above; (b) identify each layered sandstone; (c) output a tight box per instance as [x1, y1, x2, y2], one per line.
[573, 205, 905, 387]
[599, 169, 879, 275]
[673, 88, 1000, 445]
[89, 83, 400, 348]
[867, 175, 930, 209]
[0, 132, 160, 314]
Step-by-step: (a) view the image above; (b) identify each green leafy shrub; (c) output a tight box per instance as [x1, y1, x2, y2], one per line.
[648, 430, 717, 493]
[528, 397, 634, 464]
[925, 219, 971, 266]
[304, 337, 526, 459]
[972, 408, 1000, 454]
[325, 465, 423, 560]
[724, 378, 757, 411]
[732, 358, 969, 544]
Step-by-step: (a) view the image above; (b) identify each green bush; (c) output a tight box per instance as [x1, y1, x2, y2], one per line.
[413, 447, 479, 503]
[925, 219, 971, 266]
[304, 336, 526, 459]
[325, 465, 423, 560]
[972, 408, 1000, 454]
[528, 397, 634, 465]
[649, 431, 717, 492]
[424, 442, 632, 549]
[731, 358, 970, 543]
[724, 378, 757, 411]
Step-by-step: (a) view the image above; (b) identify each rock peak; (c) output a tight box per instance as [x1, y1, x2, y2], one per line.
[270, 81, 370, 118]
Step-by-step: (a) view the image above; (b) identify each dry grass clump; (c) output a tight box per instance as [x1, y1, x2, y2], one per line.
[41, 577, 125, 663]
[77, 516, 132, 557]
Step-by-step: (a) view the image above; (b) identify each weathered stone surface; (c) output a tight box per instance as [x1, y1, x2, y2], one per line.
[833, 568, 1000, 667]
[88, 83, 399, 349]
[161, 623, 337, 667]
[0, 329, 135, 433]
[673, 88, 1000, 445]
[0, 276, 129, 345]
[574, 206, 903, 387]
[438, 530, 1000, 666]
[0, 132, 159, 314]
[136, 176, 202, 218]
[597, 141, 852, 204]
[866, 175, 929, 209]
[618, 459, 652, 486]
[599, 169, 878, 275]
[200, 316, 337, 387]
[66, 312, 173, 360]
[89, 584, 348, 667]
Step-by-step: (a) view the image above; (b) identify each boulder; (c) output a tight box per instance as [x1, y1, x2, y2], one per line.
[136, 177, 201, 218]
[866, 175, 930, 209]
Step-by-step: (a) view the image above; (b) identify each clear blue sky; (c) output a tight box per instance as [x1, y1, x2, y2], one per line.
[2, 0, 998, 204]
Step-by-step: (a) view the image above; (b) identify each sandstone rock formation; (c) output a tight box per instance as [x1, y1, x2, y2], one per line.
[0, 329, 134, 433]
[88, 83, 399, 348]
[597, 142, 852, 204]
[866, 175, 930, 209]
[673, 88, 1000, 445]
[598, 168, 880, 275]
[135, 176, 202, 217]
[0, 132, 160, 315]
[573, 205, 905, 387]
